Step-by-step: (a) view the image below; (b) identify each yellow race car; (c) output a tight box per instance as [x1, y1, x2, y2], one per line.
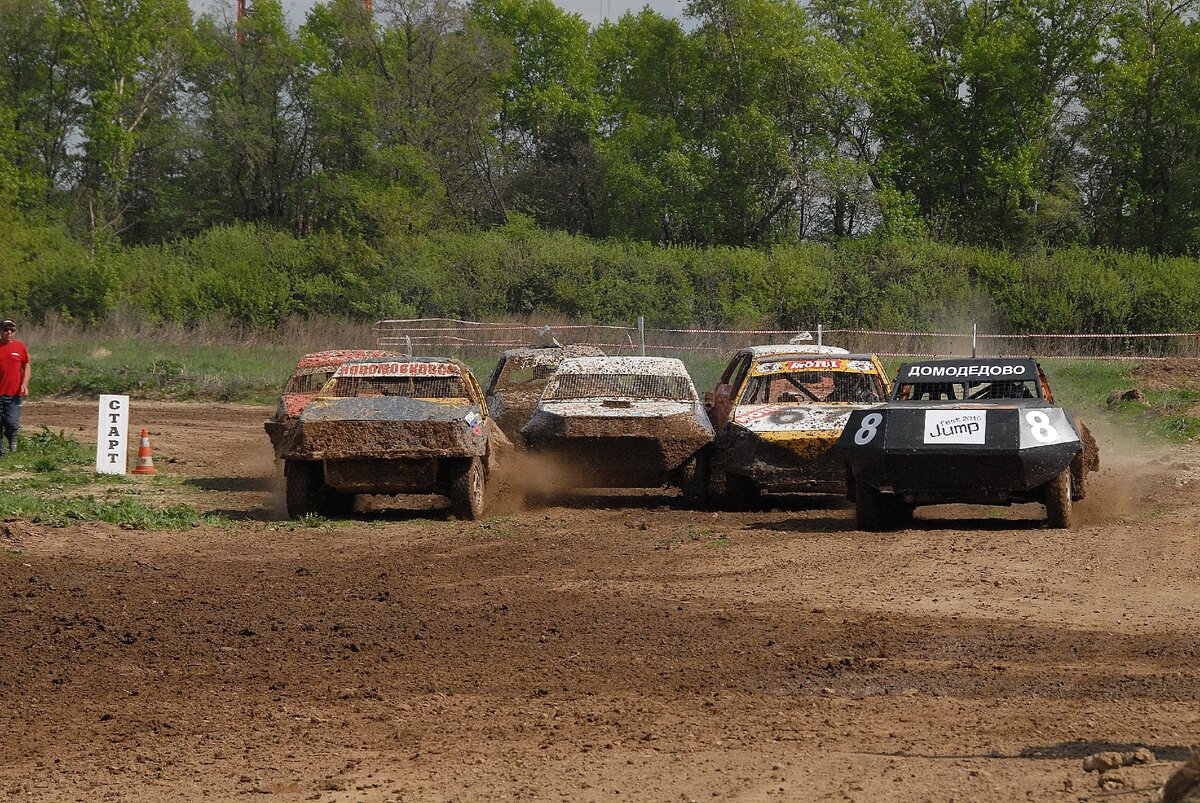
[705, 345, 890, 508]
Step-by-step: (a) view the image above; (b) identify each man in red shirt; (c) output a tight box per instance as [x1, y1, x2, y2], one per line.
[0, 319, 31, 455]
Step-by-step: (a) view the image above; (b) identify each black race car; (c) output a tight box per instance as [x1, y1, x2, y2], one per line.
[835, 358, 1099, 530]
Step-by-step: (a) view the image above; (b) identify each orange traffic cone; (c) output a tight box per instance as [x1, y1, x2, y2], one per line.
[132, 428, 158, 475]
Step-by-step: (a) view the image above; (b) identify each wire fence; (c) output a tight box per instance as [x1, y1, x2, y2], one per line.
[374, 318, 1200, 362]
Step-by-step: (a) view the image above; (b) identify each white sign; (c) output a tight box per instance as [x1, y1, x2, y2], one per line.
[923, 410, 986, 445]
[95, 395, 130, 474]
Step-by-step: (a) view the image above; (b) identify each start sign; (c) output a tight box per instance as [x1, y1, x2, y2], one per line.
[95, 395, 130, 474]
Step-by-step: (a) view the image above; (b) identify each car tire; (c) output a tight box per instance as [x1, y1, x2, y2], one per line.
[855, 479, 890, 531]
[449, 457, 486, 520]
[285, 460, 321, 519]
[678, 454, 709, 507]
[1043, 468, 1073, 528]
[723, 472, 759, 511]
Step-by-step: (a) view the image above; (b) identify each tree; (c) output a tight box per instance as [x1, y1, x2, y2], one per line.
[469, 0, 600, 233]
[186, 0, 310, 232]
[1080, 0, 1200, 253]
[59, 0, 194, 242]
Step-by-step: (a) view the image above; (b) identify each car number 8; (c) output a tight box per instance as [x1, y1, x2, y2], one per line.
[1025, 410, 1058, 443]
[854, 413, 883, 445]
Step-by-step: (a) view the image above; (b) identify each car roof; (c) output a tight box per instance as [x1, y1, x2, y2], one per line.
[741, 345, 882, 362]
[293, 349, 397, 371]
[499, 344, 605, 363]
[555, 356, 692, 377]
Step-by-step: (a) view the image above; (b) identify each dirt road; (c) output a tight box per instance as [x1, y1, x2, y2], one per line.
[1, 400, 1197, 802]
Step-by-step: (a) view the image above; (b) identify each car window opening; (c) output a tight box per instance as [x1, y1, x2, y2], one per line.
[896, 380, 1038, 401]
[545, 373, 695, 401]
[742, 370, 884, 404]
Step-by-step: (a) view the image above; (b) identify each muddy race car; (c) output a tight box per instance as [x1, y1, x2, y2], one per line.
[277, 357, 507, 520]
[835, 357, 1100, 530]
[705, 345, 891, 508]
[521, 357, 713, 502]
[483, 344, 605, 439]
[265, 349, 396, 457]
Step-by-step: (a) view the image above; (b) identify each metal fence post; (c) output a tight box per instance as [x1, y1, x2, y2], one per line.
[638, 316, 645, 356]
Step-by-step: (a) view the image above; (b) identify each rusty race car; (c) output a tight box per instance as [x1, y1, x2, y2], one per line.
[483, 343, 605, 440]
[834, 357, 1100, 530]
[705, 345, 891, 508]
[265, 349, 396, 457]
[277, 357, 507, 520]
[520, 356, 714, 502]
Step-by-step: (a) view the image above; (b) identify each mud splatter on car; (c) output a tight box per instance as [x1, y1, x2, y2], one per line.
[521, 356, 713, 503]
[835, 357, 1101, 529]
[265, 349, 398, 457]
[277, 357, 509, 520]
[705, 345, 891, 508]
[483, 344, 605, 440]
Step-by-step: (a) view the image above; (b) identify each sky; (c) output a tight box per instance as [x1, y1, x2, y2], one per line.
[191, 0, 687, 27]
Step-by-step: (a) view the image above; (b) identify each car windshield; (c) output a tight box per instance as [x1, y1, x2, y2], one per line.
[285, 370, 336, 394]
[544, 373, 695, 401]
[895, 379, 1038, 401]
[493, 360, 558, 391]
[740, 370, 884, 404]
[322, 376, 468, 400]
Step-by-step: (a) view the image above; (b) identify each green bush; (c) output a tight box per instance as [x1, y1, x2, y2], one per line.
[5, 208, 1200, 335]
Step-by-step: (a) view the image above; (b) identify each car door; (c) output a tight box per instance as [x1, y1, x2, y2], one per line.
[710, 352, 752, 427]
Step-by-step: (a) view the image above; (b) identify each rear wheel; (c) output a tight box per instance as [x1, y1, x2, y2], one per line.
[448, 457, 486, 520]
[1044, 468, 1072, 528]
[285, 460, 321, 518]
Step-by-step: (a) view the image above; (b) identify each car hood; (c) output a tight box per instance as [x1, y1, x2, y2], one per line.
[731, 403, 877, 436]
[536, 399, 702, 419]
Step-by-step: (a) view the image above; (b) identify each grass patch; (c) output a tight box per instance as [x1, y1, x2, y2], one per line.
[473, 516, 517, 538]
[32, 339, 297, 404]
[0, 493, 223, 529]
[266, 514, 337, 531]
[0, 427, 227, 530]
[6, 426, 92, 471]
[1042, 359, 1200, 443]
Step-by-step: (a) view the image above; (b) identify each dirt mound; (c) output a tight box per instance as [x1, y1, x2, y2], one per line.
[1131, 358, 1200, 392]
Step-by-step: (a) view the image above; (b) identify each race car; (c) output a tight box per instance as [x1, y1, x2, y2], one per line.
[705, 345, 891, 508]
[835, 357, 1100, 530]
[264, 349, 397, 457]
[483, 343, 605, 440]
[276, 357, 508, 519]
[520, 356, 713, 502]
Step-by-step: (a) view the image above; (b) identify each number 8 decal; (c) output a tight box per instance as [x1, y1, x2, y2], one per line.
[854, 412, 883, 445]
[1025, 410, 1058, 443]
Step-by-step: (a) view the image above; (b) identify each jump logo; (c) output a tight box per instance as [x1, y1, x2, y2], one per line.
[923, 410, 987, 444]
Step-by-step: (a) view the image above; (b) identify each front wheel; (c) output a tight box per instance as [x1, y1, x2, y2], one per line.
[1043, 468, 1072, 528]
[285, 460, 321, 518]
[678, 454, 709, 507]
[854, 480, 892, 528]
[448, 457, 486, 520]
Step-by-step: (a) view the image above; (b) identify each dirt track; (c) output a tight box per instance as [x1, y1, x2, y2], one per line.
[1, 400, 1198, 802]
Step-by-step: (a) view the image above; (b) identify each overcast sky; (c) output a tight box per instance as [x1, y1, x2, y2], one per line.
[191, 0, 687, 27]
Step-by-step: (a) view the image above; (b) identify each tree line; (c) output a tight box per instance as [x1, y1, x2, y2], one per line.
[1, 0, 1198, 254]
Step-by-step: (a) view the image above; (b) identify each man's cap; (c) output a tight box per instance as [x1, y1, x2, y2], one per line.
[0, 320, 14, 330]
